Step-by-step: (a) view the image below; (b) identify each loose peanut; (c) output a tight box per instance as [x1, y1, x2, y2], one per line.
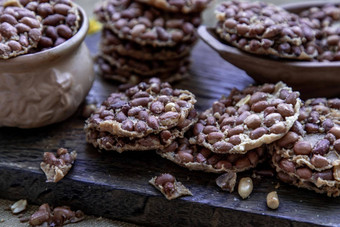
[266, 191, 279, 209]
[10, 199, 27, 214]
[238, 177, 253, 199]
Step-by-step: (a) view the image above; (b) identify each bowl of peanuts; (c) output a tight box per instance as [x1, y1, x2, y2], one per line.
[0, 0, 94, 128]
[198, 1, 340, 99]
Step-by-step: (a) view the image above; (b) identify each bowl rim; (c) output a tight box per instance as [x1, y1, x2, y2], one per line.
[199, 0, 340, 68]
[0, 3, 89, 63]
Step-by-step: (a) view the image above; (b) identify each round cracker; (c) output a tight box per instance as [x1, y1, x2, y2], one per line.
[100, 27, 195, 60]
[85, 110, 197, 153]
[96, 56, 190, 84]
[190, 82, 301, 154]
[85, 78, 197, 138]
[94, 0, 200, 47]
[271, 98, 340, 197]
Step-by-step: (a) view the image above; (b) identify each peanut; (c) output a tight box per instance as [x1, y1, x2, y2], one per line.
[266, 191, 279, 209]
[238, 177, 253, 199]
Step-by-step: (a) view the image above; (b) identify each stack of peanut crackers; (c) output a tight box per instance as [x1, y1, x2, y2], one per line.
[85, 78, 198, 153]
[85, 77, 340, 196]
[85, 78, 303, 192]
[94, 0, 212, 84]
[85, 0, 340, 197]
[215, 1, 340, 61]
[157, 81, 301, 190]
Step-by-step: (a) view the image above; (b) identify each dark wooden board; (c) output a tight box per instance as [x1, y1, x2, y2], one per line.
[0, 33, 339, 227]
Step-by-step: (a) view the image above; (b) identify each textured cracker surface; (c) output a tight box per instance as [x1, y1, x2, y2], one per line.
[191, 82, 301, 154]
[136, 0, 212, 13]
[271, 99, 340, 197]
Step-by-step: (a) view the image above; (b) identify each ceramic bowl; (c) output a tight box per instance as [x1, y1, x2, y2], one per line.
[198, 1, 340, 99]
[0, 5, 94, 128]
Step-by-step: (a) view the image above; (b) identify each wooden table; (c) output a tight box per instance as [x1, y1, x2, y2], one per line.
[0, 33, 339, 227]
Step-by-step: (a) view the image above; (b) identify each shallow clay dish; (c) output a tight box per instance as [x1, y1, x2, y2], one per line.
[198, 1, 340, 99]
[0, 5, 94, 128]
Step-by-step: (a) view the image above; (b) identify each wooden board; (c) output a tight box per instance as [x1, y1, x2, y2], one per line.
[0, 33, 339, 227]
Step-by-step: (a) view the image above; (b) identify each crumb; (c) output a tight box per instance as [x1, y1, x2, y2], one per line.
[216, 171, 237, 193]
[251, 172, 261, 179]
[29, 204, 84, 226]
[19, 216, 30, 223]
[275, 183, 280, 189]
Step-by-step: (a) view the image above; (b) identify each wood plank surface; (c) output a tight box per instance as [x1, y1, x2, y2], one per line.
[0, 33, 339, 227]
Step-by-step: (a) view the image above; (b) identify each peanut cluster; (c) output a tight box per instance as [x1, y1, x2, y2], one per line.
[0, 0, 80, 59]
[216, 1, 340, 61]
[272, 98, 340, 197]
[85, 78, 197, 153]
[191, 82, 300, 154]
[85, 78, 340, 198]
[20, 0, 80, 51]
[29, 203, 84, 226]
[0, 2, 42, 58]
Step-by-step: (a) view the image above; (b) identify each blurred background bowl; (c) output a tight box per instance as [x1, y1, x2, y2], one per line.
[198, 1, 340, 99]
[0, 5, 94, 128]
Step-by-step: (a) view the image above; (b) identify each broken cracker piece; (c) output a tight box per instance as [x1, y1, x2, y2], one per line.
[29, 203, 84, 226]
[149, 173, 192, 200]
[40, 148, 77, 183]
[216, 171, 237, 193]
[29, 203, 51, 226]
[190, 82, 301, 154]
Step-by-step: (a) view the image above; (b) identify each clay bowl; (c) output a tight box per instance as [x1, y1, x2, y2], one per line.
[0, 5, 95, 128]
[198, 1, 340, 99]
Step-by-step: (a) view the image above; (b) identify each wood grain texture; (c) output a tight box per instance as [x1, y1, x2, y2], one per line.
[0, 33, 339, 227]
